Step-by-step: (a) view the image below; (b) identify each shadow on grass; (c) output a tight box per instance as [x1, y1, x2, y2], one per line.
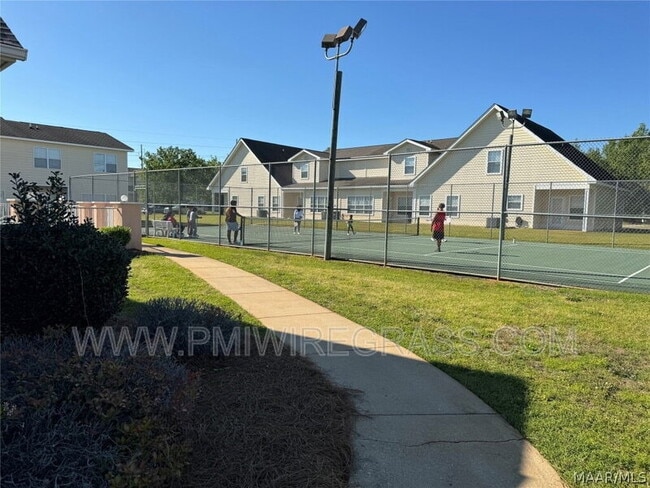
[430, 361, 530, 436]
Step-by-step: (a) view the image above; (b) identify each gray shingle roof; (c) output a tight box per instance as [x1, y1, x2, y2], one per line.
[0, 118, 133, 151]
[522, 119, 615, 180]
[284, 176, 412, 190]
[335, 143, 397, 159]
[420, 137, 457, 150]
[241, 138, 303, 163]
[241, 138, 303, 187]
[0, 18, 24, 49]
[307, 138, 458, 160]
[495, 104, 614, 180]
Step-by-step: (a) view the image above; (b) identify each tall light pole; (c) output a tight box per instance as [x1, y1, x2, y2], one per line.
[496, 107, 532, 279]
[322, 18, 367, 260]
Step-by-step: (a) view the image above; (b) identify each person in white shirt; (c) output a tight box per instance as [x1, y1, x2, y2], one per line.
[293, 205, 304, 234]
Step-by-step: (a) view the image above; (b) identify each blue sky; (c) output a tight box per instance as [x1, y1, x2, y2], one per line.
[1, 1, 649, 168]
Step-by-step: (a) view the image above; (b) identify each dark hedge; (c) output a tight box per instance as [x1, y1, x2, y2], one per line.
[1, 222, 131, 335]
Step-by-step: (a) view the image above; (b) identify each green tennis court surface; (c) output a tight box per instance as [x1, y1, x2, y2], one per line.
[179, 222, 650, 293]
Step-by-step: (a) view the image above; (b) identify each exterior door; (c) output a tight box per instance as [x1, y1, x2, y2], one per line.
[550, 197, 564, 228]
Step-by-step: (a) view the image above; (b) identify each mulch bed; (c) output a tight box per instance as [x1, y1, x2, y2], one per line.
[178, 342, 357, 488]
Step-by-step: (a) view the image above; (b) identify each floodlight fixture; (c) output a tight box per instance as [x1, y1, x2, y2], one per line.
[522, 108, 533, 118]
[353, 18, 367, 39]
[336, 25, 353, 44]
[507, 109, 518, 119]
[321, 33, 337, 49]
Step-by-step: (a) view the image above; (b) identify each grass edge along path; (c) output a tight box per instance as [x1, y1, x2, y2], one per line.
[145, 238, 650, 488]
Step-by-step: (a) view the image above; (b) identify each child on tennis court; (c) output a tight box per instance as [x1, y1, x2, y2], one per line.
[346, 214, 356, 235]
[293, 205, 304, 234]
[431, 203, 446, 252]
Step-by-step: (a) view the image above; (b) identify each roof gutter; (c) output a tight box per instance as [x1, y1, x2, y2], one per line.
[0, 43, 28, 71]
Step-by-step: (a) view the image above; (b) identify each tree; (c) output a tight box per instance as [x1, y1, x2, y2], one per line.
[586, 123, 650, 180]
[141, 146, 207, 170]
[137, 146, 220, 207]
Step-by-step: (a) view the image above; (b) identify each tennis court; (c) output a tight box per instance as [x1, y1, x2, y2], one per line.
[163, 219, 650, 293]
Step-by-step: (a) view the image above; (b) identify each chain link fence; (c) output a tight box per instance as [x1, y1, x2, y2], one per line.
[69, 137, 650, 291]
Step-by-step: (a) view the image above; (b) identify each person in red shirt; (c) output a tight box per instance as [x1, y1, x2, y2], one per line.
[431, 203, 446, 252]
[165, 211, 185, 238]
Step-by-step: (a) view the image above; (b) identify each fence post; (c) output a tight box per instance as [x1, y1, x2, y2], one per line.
[267, 162, 272, 251]
[177, 169, 182, 227]
[311, 159, 317, 256]
[546, 181, 552, 243]
[490, 183, 496, 239]
[448, 184, 454, 237]
[611, 180, 619, 248]
[496, 137, 513, 281]
[383, 155, 392, 266]
[217, 166, 222, 244]
[145, 168, 150, 236]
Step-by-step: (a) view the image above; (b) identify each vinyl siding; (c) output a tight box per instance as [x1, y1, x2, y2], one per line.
[413, 117, 596, 228]
[1, 137, 129, 201]
[215, 147, 283, 216]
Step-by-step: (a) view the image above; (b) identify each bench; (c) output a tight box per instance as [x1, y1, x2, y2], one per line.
[153, 220, 175, 237]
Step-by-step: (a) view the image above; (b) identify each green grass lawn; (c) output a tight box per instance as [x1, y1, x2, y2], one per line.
[143, 237, 649, 487]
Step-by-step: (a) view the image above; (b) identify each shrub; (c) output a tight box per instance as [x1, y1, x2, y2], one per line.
[1, 332, 195, 487]
[0, 172, 131, 336]
[5, 171, 78, 227]
[132, 297, 241, 357]
[1, 405, 117, 488]
[100, 225, 131, 247]
[1, 222, 131, 335]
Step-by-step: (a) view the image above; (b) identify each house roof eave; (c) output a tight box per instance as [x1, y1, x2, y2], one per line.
[385, 139, 433, 155]
[206, 138, 247, 190]
[0, 118, 133, 151]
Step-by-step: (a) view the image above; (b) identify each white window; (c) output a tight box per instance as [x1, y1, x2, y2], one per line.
[445, 195, 460, 218]
[404, 156, 416, 175]
[34, 147, 61, 169]
[507, 195, 523, 211]
[257, 195, 265, 208]
[418, 196, 431, 217]
[397, 196, 412, 215]
[299, 163, 309, 180]
[487, 150, 502, 174]
[309, 196, 327, 212]
[240, 167, 248, 183]
[348, 196, 373, 214]
[272, 196, 279, 211]
[93, 153, 117, 173]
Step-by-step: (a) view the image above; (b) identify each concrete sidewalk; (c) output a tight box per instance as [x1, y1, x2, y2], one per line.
[145, 245, 567, 488]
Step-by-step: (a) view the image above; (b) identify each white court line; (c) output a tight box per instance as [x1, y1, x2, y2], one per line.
[618, 264, 650, 284]
[422, 242, 515, 257]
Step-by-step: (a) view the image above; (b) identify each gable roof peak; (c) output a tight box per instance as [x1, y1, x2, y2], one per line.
[239, 137, 304, 163]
